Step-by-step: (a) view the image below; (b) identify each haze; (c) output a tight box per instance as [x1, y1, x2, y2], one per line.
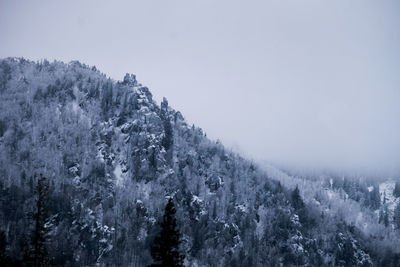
[1, 0, 399, 175]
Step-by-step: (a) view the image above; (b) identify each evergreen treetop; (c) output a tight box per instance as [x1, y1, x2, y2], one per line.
[149, 198, 184, 267]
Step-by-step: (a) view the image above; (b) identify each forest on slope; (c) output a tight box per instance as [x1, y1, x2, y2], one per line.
[0, 58, 400, 266]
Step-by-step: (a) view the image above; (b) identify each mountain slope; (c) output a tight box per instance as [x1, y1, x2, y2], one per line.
[0, 58, 398, 266]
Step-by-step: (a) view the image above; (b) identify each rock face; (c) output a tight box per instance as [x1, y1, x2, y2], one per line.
[0, 58, 397, 266]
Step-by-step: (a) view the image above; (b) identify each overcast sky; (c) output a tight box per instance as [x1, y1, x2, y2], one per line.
[1, 0, 399, 175]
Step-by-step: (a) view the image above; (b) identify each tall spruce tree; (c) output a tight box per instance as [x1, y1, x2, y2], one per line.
[394, 181, 400, 198]
[0, 231, 7, 265]
[25, 174, 51, 267]
[149, 198, 183, 267]
[384, 205, 390, 227]
[291, 186, 305, 211]
[394, 202, 400, 229]
[160, 97, 173, 152]
[291, 185, 308, 226]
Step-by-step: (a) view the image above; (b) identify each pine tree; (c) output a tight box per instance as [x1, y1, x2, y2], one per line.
[0, 231, 7, 265]
[212, 201, 217, 220]
[291, 186, 305, 211]
[394, 202, 400, 229]
[25, 174, 51, 267]
[394, 182, 400, 198]
[161, 97, 173, 152]
[291, 185, 308, 226]
[379, 207, 384, 224]
[369, 186, 381, 210]
[335, 237, 356, 267]
[149, 198, 184, 267]
[384, 205, 390, 227]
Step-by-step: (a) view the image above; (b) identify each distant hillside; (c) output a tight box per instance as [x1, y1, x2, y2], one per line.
[0, 58, 399, 266]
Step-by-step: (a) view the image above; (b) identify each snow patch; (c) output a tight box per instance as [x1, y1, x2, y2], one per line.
[236, 204, 247, 213]
[113, 164, 124, 187]
[191, 195, 203, 204]
[379, 181, 400, 216]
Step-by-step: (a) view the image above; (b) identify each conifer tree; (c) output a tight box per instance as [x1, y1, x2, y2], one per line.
[291, 185, 308, 226]
[384, 205, 390, 227]
[394, 181, 400, 198]
[26, 174, 51, 267]
[291, 186, 305, 211]
[0, 231, 7, 265]
[161, 97, 173, 152]
[379, 207, 384, 224]
[394, 202, 400, 229]
[149, 198, 184, 267]
[368, 186, 381, 210]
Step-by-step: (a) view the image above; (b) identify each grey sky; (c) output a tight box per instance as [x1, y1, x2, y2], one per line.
[1, 0, 399, 174]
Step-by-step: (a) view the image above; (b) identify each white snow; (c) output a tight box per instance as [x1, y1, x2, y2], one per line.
[191, 195, 203, 204]
[72, 101, 79, 113]
[113, 164, 124, 187]
[73, 176, 81, 185]
[137, 182, 152, 200]
[367, 186, 374, 192]
[137, 228, 147, 241]
[120, 122, 132, 132]
[379, 181, 400, 216]
[236, 204, 247, 213]
[291, 214, 300, 226]
[97, 144, 105, 162]
[218, 176, 223, 185]
[68, 164, 79, 175]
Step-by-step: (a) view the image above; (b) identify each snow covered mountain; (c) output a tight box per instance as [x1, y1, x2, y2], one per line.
[0, 58, 399, 266]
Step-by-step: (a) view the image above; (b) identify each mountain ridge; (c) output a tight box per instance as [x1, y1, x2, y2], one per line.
[0, 57, 399, 266]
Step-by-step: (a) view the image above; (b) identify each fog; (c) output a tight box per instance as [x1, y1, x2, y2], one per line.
[1, 0, 399, 175]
